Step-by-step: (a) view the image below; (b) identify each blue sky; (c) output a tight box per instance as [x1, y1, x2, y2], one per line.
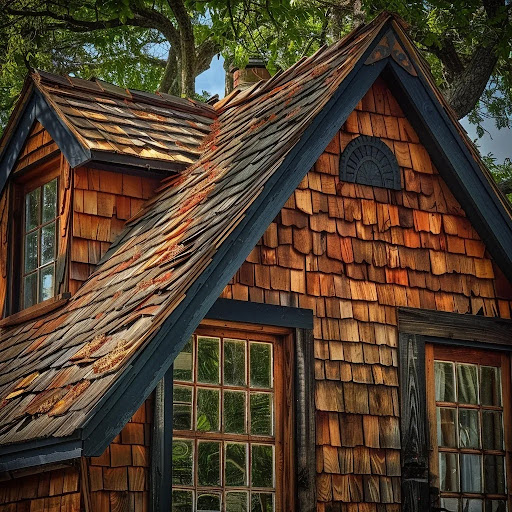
[195, 57, 511, 163]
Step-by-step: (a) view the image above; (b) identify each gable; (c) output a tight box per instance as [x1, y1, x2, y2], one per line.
[227, 79, 512, 319]
[14, 122, 59, 174]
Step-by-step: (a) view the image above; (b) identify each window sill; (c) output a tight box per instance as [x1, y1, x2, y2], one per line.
[0, 293, 71, 328]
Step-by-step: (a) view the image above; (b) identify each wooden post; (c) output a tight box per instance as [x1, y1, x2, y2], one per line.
[295, 328, 316, 511]
[399, 333, 431, 511]
[150, 366, 173, 512]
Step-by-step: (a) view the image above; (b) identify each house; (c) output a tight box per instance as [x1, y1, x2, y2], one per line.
[0, 10, 510, 512]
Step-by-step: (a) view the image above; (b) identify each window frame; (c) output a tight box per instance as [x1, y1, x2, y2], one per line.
[151, 313, 315, 512]
[5, 157, 70, 318]
[21, 175, 60, 309]
[398, 307, 512, 512]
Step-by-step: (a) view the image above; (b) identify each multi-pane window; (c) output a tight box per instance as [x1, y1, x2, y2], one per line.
[172, 331, 280, 512]
[429, 346, 511, 512]
[23, 178, 58, 308]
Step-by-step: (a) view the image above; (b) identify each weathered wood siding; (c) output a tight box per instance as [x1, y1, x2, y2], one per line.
[71, 168, 160, 292]
[0, 466, 80, 511]
[84, 398, 152, 511]
[221, 77, 512, 511]
[14, 122, 59, 174]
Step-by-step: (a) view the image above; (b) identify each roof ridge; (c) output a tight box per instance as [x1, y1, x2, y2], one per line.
[31, 69, 216, 119]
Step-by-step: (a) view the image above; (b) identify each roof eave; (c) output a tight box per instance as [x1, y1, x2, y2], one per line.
[0, 434, 82, 473]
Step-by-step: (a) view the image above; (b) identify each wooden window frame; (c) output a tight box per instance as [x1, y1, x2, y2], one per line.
[426, 345, 512, 509]
[398, 307, 512, 512]
[151, 319, 315, 512]
[5, 156, 71, 319]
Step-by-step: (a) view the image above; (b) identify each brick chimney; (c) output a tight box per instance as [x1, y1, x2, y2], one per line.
[226, 58, 270, 94]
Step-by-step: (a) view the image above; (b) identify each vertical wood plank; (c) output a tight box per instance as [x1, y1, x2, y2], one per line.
[398, 332, 430, 511]
[295, 328, 316, 511]
[150, 367, 172, 512]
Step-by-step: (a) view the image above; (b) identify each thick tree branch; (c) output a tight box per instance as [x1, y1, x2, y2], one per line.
[498, 178, 512, 195]
[167, 0, 196, 96]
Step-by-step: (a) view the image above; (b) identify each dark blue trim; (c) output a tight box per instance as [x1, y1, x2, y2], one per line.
[385, 62, 512, 282]
[80, 26, 390, 456]
[0, 90, 91, 193]
[205, 299, 313, 329]
[0, 436, 81, 472]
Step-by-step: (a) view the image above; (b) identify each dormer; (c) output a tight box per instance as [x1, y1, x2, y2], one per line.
[0, 71, 215, 322]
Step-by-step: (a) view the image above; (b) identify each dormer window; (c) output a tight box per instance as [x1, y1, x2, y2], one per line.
[22, 177, 58, 308]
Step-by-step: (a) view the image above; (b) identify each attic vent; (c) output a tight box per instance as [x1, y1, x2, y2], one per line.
[340, 135, 401, 190]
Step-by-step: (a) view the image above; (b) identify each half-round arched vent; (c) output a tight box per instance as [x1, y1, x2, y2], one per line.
[340, 135, 401, 190]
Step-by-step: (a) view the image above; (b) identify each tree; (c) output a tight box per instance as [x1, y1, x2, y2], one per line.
[0, 1, 511, 189]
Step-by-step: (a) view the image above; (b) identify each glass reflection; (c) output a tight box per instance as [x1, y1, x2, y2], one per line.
[197, 337, 220, 384]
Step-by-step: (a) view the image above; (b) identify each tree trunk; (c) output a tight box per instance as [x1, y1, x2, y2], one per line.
[159, 47, 179, 95]
[444, 44, 499, 119]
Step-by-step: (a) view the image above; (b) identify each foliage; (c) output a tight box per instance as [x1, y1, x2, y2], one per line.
[0, 0, 511, 190]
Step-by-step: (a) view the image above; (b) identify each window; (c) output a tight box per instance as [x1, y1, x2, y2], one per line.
[426, 346, 511, 512]
[22, 177, 59, 308]
[398, 308, 512, 512]
[171, 328, 291, 512]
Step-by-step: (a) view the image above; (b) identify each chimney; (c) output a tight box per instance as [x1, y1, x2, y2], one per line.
[227, 58, 270, 94]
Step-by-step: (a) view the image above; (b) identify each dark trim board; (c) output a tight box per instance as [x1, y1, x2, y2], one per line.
[398, 307, 512, 347]
[205, 298, 314, 329]
[0, 436, 82, 473]
[150, 366, 173, 512]
[79, 26, 390, 456]
[0, 90, 91, 194]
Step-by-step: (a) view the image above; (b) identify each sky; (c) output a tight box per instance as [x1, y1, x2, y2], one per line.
[195, 56, 511, 164]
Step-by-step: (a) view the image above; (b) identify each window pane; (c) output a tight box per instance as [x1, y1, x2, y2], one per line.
[435, 362, 455, 402]
[460, 454, 482, 493]
[250, 393, 273, 436]
[250, 343, 272, 388]
[172, 439, 193, 486]
[41, 222, 56, 265]
[480, 367, 501, 406]
[485, 500, 507, 512]
[197, 441, 220, 486]
[39, 264, 55, 302]
[197, 388, 219, 432]
[482, 411, 503, 450]
[437, 407, 457, 448]
[225, 443, 247, 486]
[42, 179, 57, 223]
[226, 492, 248, 512]
[457, 364, 478, 405]
[251, 445, 273, 488]
[23, 273, 37, 308]
[197, 337, 220, 384]
[197, 493, 221, 512]
[174, 336, 193, 381]
[458, 409, 480, 449]
[24, 231, 38, 272]
[484, 455, 505, 494]
[172, 489, 193, 512]
[224, 390, 246, 434]
[251, 493, 273, 512]
[25, 187, 40, 231]
[173, 385, 193, 430]
[439, 452, 459, 492]
[224, 339, 246, 386]
[440, 498, 460, 512]
[462, 500, 483, 512]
